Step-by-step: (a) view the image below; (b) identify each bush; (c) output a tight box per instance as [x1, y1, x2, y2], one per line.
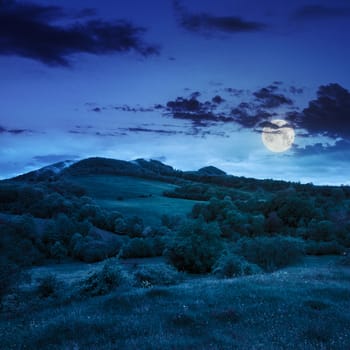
[305, 220, 335, 242]
[236, 236, 305, 272]
[305, 240, 345, 256]
[133, 263, 182, 286]
[0, 216, 43, 266]
[119, 238, 157, 258]
[50, 241, 68, 262]
[72, 236, 123, 262]
[80, 258, 127, 296]
[0, 260, 20, 304]
[37, 274, 61, 298]
[213, 253, 262, 278]
[166, 219, 223, 273]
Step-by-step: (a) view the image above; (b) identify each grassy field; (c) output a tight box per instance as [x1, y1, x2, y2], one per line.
[2, 256, 350, 350]
[71, 175, 203, 225]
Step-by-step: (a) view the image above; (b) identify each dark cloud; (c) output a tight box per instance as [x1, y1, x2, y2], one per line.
[289, 86, 304, 95]
[293, 5, 350, 20]
[122, 127, 179, 135]
[74, 8, 98, 19]
[298, 83, 350, 139]
[253, 86, 293, 109]
[114, 105, 154, 113]
[87, 103, 155, 113]
[225, 88, 246, 97]
[163, 83, 299, 129]
[173, 0, 265, 35]
[0, 125, 33, 134]
[0, 1, 159, 66]
[293, 140, 350, 160]
[212, 95, 225, 104]
[165, 96, 234, 126]
[224, 83, 296, 129]
[231, 107, 274, 129]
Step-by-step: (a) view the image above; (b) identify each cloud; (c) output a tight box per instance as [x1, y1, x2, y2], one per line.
[120, 127, 179, 135]
[293, 5, 350, 20]
[289, 86, 304, 95]
[173, 0, 265, 35]
[253, 86, 293, 109]
[230, 107, 273, 129]
[0, 125, 33, 134]
[164, 96, 233, 126]
[0, 1, 159, 66]
[293, 140, 350, 160]
[298, 83, 350, 139]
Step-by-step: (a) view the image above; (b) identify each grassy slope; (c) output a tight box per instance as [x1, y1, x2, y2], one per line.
[71, 175, 204, 225]
[2, 256, 350, 349]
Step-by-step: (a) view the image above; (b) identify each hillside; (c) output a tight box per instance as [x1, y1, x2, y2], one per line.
[1, 157, 350, 349]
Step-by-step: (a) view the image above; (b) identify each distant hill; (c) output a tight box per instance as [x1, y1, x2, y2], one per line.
[197, 166, 226, 176]
[7, 156, 350, 196]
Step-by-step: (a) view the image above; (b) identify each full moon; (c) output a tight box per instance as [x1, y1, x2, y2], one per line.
[262, 119, 295, 153]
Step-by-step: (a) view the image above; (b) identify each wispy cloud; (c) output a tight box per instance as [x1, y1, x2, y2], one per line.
[293, 5, 350, 20]
[173, 0, 266, 35]
[0, 125, 34, 135]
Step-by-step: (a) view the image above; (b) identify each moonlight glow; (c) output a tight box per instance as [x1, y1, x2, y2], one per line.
[262, 119, 295, 153]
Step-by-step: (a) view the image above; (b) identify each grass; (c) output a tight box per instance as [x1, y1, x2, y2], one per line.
[71, 175, 203, 225]
[1, 256, 350, 349]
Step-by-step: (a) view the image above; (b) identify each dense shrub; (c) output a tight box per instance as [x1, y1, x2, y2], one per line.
[36, 274, 62, 298]
[236, 236, 305, 271]
[304, 220, 335, 242]
[0, 216, 44, 266]
[119, 237, 165, 258]
[72, 236, 123, 263]
[166, 219, 223, 273]
[305, 240, 345, 256]
[133, 263, 182, 286]
[119, 238, 154, 258]
[114, 215, 144, 237]
[213, 253, 262, 278]
[50, 241, 68, 261]
[0, 260, 20, 304]
[80, 259, 127, 296]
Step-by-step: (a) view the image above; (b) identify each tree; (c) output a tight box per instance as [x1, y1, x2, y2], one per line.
[166, 219, 223, 273]
[50, 241, 67, 262]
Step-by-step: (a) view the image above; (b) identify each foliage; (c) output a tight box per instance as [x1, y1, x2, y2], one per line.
[166, 219, 223, 273]
[71, 235, 123, 263]
[213, 252, 262, 278]
[119, 238, 152, 258]
[133, 263, 182, 286]
[80, 259, 127, 296]
[50, 241, 68, 261]
[235, 236, 305, 271]
[0, 215, 44, 266]
[0, 259, 20, 304]
[37, 274, 62, 298]
[305, 240, 345, 256]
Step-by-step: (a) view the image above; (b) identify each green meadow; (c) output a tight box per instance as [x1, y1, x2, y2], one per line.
[72, 175, 204, 225]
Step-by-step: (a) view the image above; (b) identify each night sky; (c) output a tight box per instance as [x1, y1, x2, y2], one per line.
[1, 0, 350, 185]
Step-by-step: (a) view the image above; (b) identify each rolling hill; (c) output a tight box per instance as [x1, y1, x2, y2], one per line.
[1, 157, 350, 349]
